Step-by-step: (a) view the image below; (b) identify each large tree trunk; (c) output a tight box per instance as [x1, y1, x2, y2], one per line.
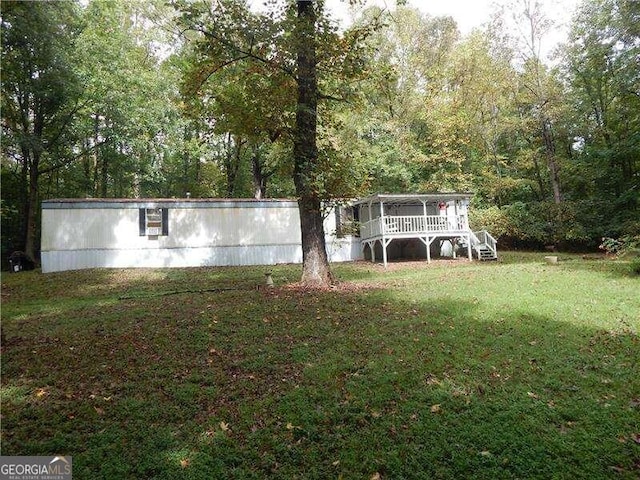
[100, 144, 108, 198]
[251, 143, 271, 200]
[251, 153, 265, 200]
[297, 195, 331, 284]
[293, 0, 332, 287]
[224, 133, 244, 197]
[92, 113, 100, 196]
[541, 118, 562, 204]
[18, 147, 30, 254]
[24, 152, 40, 263]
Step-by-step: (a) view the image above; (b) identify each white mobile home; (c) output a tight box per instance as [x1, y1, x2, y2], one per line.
[41, 194, 497, 273]
[40, 198, 361, 273]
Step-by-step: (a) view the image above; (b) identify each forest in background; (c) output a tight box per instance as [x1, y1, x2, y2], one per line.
[1, 0, 639, 265]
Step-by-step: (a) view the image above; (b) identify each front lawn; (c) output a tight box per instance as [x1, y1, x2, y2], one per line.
[1, 253, 638, 479]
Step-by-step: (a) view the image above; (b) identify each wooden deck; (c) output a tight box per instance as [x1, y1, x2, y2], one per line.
[361, 214, 469, 240]
[352, 193, 497, 267]
[359, 215, 496, 266]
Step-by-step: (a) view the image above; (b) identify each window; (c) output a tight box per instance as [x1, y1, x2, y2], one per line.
[335, 205, 360, 238]
[139, 208, 169, 237]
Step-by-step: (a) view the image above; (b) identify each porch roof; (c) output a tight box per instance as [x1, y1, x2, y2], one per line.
[352, 193, 473, 206]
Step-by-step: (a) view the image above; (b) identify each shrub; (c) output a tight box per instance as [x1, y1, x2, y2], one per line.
[599, 235, 640, 257]
[600, 234, 640, 275]
[630, 257, 640, 276]
[468, 206, 511, 239]
[473, 201, 632, 250]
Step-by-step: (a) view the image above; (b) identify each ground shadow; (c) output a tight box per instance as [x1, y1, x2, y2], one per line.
[1, 265, 638, 479]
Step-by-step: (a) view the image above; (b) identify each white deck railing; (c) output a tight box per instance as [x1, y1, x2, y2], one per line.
[472, 229, 497, 257]
[360, 215, 469, 240]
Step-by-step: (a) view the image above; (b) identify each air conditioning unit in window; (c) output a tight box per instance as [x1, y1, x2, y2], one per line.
[140, 208, 167, 237]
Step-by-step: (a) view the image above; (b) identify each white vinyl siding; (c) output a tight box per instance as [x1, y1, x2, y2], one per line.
[40, 199, 362, 272]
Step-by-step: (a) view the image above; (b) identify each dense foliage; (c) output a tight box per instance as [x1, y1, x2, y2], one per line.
[1, 0, 638, 265]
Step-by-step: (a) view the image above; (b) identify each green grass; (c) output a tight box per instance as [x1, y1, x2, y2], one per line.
[1, 252, 639, 479]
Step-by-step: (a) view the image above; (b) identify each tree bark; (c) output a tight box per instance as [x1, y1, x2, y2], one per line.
[24, 152, 40, 262]
[293, 0, 332, 287]
[18, 148, 31, 256]
[251, 142, 272, 199]
[100, 141, 108, 198]
[92, 113, 100, 196]
[224, 133, 244, 197]
[251, 151, 265, 199]
[532, 154, 547, 201]
[541, 118, 562, 204]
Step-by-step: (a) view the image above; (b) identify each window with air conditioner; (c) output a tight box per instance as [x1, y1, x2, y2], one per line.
[139, 208, 169, 237]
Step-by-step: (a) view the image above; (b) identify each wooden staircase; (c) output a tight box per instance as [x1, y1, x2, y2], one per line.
[469, 230, 498, 261]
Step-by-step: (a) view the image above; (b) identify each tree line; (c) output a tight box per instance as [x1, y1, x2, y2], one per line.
[2, 0, 638, 277]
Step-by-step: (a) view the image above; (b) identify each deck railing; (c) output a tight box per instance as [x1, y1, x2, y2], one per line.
[360, 215, 469, 240]
[472, 229, 497, 256]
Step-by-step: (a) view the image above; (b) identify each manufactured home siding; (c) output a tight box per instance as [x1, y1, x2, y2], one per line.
[41, 245, 305, 273]
[43, 207, 301, 250]
[43, 208, 142, 251]
[41, 199, 361, 273]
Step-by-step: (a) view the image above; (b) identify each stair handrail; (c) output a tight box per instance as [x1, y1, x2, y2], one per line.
[485, 230, 497, 256]
[469, 230, 482, 257]
[473, 229, 497, 257]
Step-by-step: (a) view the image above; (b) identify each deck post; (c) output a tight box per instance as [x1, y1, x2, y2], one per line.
[381, 237, 392, 268]
[422, 200, 427, 232]
[382, 238, 388, 267]
[380, 200, 386, 267]
[466, 234, 472, 261]
[419, 236, 433, 263]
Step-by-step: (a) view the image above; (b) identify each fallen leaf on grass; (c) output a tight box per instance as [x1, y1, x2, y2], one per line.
[370, 473, 381, 480]
[220, 421, 230, 432]
[430, 404, 441, 413]
[425, 375, 442, 386]
[527, 391, 539, 399]
[180, 458, 190, 468]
